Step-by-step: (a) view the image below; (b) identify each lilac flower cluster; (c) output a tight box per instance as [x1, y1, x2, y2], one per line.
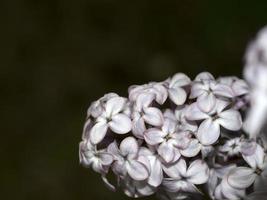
[79, 72, 266, 199]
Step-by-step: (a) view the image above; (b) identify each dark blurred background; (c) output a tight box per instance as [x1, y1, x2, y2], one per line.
[1, 1, 267, 199]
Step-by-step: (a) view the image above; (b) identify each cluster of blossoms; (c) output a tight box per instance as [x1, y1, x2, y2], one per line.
[79, 72, 267, 199]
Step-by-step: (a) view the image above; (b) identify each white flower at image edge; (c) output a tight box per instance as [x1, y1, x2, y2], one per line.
[90, 96, 132, 144]
[214, 167, 257, 200]
[162, 159, 209, 193]
[108, 137, 149, 181]
[241, 141, 266, 170]
[186, 99, 242, 145]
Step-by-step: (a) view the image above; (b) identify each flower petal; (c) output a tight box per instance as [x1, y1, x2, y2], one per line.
[99, 153, 114, 166]
[197, 92, 216, 113]
[136, 93, 155, 111]
[107, 141, 120, 158]
[154, 84, 168, 105]
[126, 160, 149, 181]
[143, 107, 164, 126]
[162, 118, 177, 134]
[168, 87, 187, 105]
[112, 160, 127, 177]
[217, 109, 242, 131]
[180, 139, 201, 157]
[242, 144, 265, 169]
[227, 167, 257, 189]
[214, 184, 224, 200]
[82, 119, 93, 140]
[216, 99, 230, 113]
[109, 113, 132, 134]
[207, 169, 218, 199]
[190, 82, 208, 98]
[221, 179, 245, 200]
[163, 179, 198, 193]
[148, 157, 163, 187]
[106, 96, 126, 116]
[170, 73, 191, 88]
[135, 181, 156, 197]
[144, 128, 165, 145]
[172, 148, 181, 163]
[186, 160, 209, 185]
[232, 80, 249, 96]
[162, 158, 186, 178]
[185, 103, 209, 120]
[90, 121, 108, 144]
[197, 118, 220, 145]
[212, 83, 234, 98]
[128, 85, 141, 101]
[158, 142, 175, 163]
[120, 137, 139, 157]
[195, 72, 215, 81]
[132, 117, 146, 139]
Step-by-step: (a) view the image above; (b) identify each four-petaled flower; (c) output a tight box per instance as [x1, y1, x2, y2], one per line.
[107, 137, 149, 181]
[186, 99, 242, 145]
[79, 140, 113, 174]
[190, 72, 234, 113]
[90, 96, 132, 144]
[163, 159, 209, 193]
[220, 137, 242, 157]
[166, 73, 191, 105]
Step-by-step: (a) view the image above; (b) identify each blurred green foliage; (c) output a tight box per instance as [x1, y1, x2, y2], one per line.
[1, 0, 267, 199]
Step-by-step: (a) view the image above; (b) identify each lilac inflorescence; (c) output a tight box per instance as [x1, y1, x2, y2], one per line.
[79, 72, 266, 200]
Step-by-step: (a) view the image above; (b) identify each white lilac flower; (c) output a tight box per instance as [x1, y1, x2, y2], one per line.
[121, 175, 156, 198]
[129, 82, 168, 105]
[165, 73, 191, 105]
[190, 72, 234, 113]
[137, 147, 163, 187]
[175, 106, 198, 132]
[89, 96, 132, 144]
[79, 140, 113, 174]
[144, 117, 182, 163]
[214, 167, 257, 200]
[144, 117, 201, 163]
[219, 137, 242, 157]
[162, 159, 209, 193]
[217, 76, 249, 97]
[87, 93, 118, 118]
[207, 164, 236, 199]
[131, 92, 164, 139]
[107, 137, 149, 181]
[186, 99, 242, 145]
[241, 140, 266, 170]
[213, 142, 265, 200]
